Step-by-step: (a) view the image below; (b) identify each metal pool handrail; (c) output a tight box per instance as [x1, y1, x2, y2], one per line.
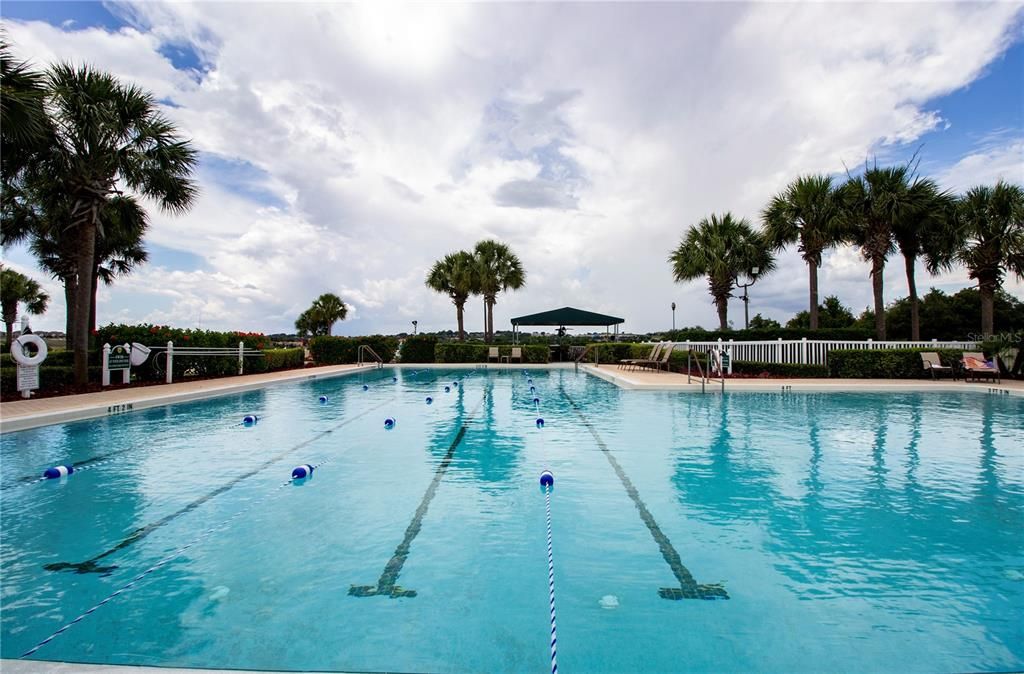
[358, 344, 384, 368]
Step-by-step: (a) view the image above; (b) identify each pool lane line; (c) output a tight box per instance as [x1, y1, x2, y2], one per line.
[42, 370, 461, 576]
[20, 455, 339, 659]
[349, 392, 487, 599]
[3, 370, 402, 490]
[544, 483, 560, 674]
[559, 387, 729, 601]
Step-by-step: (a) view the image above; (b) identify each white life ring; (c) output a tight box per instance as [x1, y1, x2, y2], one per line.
[11, 334, 48, 366]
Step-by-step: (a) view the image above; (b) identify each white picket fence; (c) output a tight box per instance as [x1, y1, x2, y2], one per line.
[680, 338, 978, 370]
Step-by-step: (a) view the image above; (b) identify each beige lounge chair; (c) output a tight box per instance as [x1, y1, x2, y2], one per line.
[637, 342, 675, 372]
[920, 352, 953, 380]
[620, 342, 660, 370]
[962, 352, 1000, 383]
[503, 347, 522, 363]
[488, 346, 500, 363]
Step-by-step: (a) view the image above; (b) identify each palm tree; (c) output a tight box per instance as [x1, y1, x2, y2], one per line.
[17, 64, 197, 384]
[0, 266, 49, 351]
[473, 240, 525, 342]
[892, 179, 955, 340]
[30, 196, 149, 348]
[296, 293, 348, 337]
[426, 250, 478, 341]
[930, 181, 1024, 337]
[762, 174, 844, 330]
[839, 162, 928, 340]
[0, 39, 47, 163]
[669, 213, 776, 331]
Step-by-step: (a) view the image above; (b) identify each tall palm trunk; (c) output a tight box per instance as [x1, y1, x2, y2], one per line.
[870, 256, 886, 340]
[808, 261, 819, 330]
[90, 264, 100, 344]
[64, 277, 77, 352]
[3, 311, 14, 353]
[978, 274, 997, 338]
[485, 296, 496, 343]
[455, 299, 466, 341]
[73, 217, 97, 385]
[904, 254, 920, 341]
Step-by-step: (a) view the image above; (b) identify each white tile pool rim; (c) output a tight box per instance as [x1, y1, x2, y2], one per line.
[0, 362, 1019, 435]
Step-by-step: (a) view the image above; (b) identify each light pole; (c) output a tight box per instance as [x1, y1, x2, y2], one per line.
[735, 266, 760, 329]
[671, 302, 676, 331]
[412, 320, 418, 335]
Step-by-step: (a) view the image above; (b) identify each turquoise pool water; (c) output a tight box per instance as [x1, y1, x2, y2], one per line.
[1, 369, 1022, 672]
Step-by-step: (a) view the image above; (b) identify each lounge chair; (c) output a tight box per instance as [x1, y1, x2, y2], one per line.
[962, 352, 1000, 383]
[637, 342, 675, 372]
[488, 347, 500, 363]
[920, 352, 953, 380]
[504, 347, 522, 363]
[620, 342, 661, 370]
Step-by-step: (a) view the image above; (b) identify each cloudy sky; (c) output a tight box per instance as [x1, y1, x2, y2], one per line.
[2, 1, 1023, 336]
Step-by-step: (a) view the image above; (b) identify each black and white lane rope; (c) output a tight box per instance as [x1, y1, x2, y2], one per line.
[529, 374, 559, 673]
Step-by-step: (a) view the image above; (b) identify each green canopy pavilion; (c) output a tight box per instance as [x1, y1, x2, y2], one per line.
[510, 306, 625, 348]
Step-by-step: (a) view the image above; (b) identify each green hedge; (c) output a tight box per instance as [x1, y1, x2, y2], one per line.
[400, 336, 438, 363]
[433, 343, 549, 363]
[309, 335, 398, 365]
[252, 348, 304, 372]
[731, 361, 830, 378]
[1, 350, 101, 367]
[435, 342, 488, 363]
[663, 327, 873, 342]
[827, 348, 965, 379]
[1, 365, 103, 393]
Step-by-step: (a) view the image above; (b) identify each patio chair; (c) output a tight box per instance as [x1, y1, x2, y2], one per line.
[620, 342, 660, 370]
[488, 347, 500, 363]
[962, 352, 1000, 383]
[920, 352, 953, 380]
[998, 348, 1020, 379]
[637, 343, 675, 372]
[503, 347, 523, 363]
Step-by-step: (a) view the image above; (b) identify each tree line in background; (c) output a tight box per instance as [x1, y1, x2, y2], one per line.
[426, 239, 525, 343]
[1, 40, 197, 385]
[671, 162, 1023, 341]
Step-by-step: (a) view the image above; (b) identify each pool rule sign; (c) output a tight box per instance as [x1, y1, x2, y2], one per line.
[103, 343, 132, 386]
[12, 333, 49, 399]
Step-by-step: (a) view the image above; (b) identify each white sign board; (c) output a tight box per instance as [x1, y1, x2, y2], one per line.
[17, 365, 39, 392]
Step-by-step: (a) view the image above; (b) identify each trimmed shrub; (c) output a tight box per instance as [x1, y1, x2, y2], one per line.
[827, 348, 964, 379]
[1, 365, 103, 393]
[400, 335, 438, 363]
[259, 348, 305, 372]
[309, 335, 398, 365]
[731, 361, 829, 378]
[436, 342, 489, 363]
[522, 345, 549, 363]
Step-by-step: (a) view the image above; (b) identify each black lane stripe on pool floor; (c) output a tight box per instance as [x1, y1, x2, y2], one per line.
[43, 370, 460, 575]
[560, 386, 729, 600]
[350, 392, 487, 599]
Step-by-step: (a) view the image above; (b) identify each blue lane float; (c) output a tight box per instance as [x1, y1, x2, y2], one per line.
[528, 378, 533, 385]
[362, 384, 369, 391]
[536, 418, 545, 428]
[291, 464, 314, 479]
[44, 465, 74, 480]
[384, 417, 397, 430]
[452, 381, 458, 388]
[540, 470, 554, 487]
[425, 397, 433, 405]
[530, 386, 536, 394]
[318, 395, 329, 404]
[242, 414, 259, 426]
[533, 397, 541, 405]
[444, 386, 451, 393]
[392, 376, 398, 382]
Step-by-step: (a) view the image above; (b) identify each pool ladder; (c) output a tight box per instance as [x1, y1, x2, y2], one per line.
[687, 350, 724, 394]
[357, 344, 384, 369]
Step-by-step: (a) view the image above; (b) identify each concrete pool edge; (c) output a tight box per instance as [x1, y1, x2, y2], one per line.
[580, 364, 1024, 396]
[2, 362, 1020, 433]
[0, 364, 378, 433]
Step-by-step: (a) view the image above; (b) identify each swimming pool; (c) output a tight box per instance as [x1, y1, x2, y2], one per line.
[2, 368, 1022, 672]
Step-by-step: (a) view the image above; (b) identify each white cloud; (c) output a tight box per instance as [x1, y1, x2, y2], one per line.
[3, 2, 1022, 336]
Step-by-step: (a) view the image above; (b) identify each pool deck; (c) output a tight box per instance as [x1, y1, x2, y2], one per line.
[1, 362, 1020, 433]
[0, 364, 376, 433]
